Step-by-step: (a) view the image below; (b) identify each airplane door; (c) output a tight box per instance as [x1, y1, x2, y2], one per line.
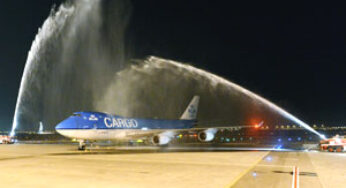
[91, 122, 98, 139]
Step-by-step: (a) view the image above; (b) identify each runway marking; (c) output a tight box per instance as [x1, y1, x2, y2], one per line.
[292, 166, 299, 188]
[297, 167, 300, 188]
[224, 152, 268, 188]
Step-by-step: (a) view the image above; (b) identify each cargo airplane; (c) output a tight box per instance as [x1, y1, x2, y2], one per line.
[56, 96, 261, 150]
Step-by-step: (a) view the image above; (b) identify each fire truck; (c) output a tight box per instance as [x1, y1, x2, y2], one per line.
[0, 135, 14, 144]
[320, 135, 346, 152]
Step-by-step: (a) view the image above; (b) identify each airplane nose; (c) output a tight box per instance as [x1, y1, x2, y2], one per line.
[55, 122, 62, 130]
[55, 121, 64, 131]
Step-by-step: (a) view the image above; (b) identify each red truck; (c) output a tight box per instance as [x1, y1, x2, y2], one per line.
[0, 135, 14, 144]
[320, 135, 346, 152]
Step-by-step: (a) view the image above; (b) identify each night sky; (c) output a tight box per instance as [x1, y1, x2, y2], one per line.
[0, 0, 345, 130]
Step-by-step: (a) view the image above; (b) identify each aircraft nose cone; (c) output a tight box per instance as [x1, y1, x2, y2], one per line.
[55, 122, 63, 130]
[55, 121, 65, 132]
[55, 117, 78, 137]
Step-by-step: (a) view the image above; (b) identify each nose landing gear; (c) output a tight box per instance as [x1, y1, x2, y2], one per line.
[78, 140, 86, 150]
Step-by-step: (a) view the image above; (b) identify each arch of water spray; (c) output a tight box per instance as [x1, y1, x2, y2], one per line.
[11, 4, 75, 136]
[11, 1, 323, 139]
[152, 57, 324, 138]
[96, 56, 324, 139]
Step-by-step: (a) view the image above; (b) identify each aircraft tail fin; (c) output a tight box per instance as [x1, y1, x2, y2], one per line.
[180, 96, 200, 120]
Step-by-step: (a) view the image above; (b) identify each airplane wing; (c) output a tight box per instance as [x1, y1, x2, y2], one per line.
[187, 124, 261, 131]
[127, 122, 263, 144]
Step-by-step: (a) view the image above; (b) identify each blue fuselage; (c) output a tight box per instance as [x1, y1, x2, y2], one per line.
[55, 112, 195, 140]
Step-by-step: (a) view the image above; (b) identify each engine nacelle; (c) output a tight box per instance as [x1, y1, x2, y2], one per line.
[151, 135, 171, 145]
[198, 128, 217, 142]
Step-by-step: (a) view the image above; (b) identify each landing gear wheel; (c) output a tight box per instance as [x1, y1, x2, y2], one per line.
[78, 145, 86, 150]
[78, 141, 86, 151]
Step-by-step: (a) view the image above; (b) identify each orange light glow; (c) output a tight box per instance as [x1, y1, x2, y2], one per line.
[249, 118, 263, 129]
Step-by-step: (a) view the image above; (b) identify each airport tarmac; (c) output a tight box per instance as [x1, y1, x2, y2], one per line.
[0, 144, 345, 188]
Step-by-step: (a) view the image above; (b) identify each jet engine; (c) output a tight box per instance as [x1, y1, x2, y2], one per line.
[198, 128, 217, 142]
[151, 134, 171, 145]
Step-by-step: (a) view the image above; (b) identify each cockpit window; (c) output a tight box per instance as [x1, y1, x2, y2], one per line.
[72, 113, 82, 117]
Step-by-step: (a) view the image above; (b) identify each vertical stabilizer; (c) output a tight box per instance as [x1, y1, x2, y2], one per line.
[180, 96, 200, 120]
